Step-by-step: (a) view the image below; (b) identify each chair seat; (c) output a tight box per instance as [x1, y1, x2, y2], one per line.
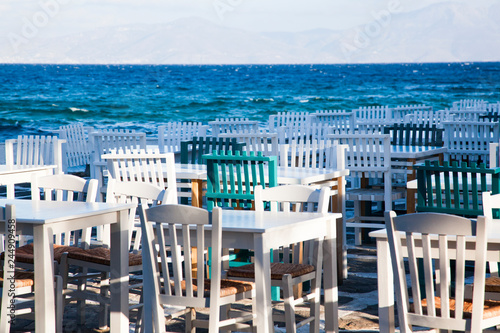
[66, 247, 143, 266]
[226, 262, 315, 280]
[346, 188, 405, 201]
[484, 276, 500, 292]
[0, 270, 34, 288]
[173, 279, 254, 298]
[2, 244, 87, 264]
[418, 296, 500, 319]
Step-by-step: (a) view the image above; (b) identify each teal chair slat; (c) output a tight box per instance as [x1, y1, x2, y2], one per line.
[383, 123, 444, 147]
[415, 160, 500, 217]
[203, 151, 278, 210]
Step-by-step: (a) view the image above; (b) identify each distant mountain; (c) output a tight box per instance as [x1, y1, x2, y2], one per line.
[1, 2, 499, 64]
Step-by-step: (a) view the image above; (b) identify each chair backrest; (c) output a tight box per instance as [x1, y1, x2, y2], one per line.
[208, 118, 259, 137]
[279, 139, 346, 170]
[254, 185, 328, 266]
[354, 106, 392, 123]
[106, 178, 171, 253]
[218, 131, 279, 158]
[328, 133, 391, 178]
[139, 204, 224, 331]
[202, 151, 278, 210]
[414, 160, 500, 216]
[451, 99, 488, 111]
[57, 124, 94, 170]
[104, 148, 177, 195]
[386, 211, 489, 332]
[391, 104, 432, 123]
[403, 109, 452, 127]
[180, 137, 245, 165]
[383, 123, 444, 147]
[268, 111, 311, 133]
[310, 110, 355, 134]
[254, 185, 329, 213]
[31, 174, 98, 247]
[88, 129, 147, 183]
[157, 122, 208, 153]
[5, 135, 65, 174]
[443, 121, 500, 164]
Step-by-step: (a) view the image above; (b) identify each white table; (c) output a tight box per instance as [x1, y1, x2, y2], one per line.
[147, 209, 341, 333]
[0, 199, 134, 332]
[0, 165, 55, 198]
[175, 163, 350, 279]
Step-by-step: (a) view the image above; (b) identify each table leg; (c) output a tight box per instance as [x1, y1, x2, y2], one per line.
[406, 158, 417, 214]
[33, 225, 56, 332]
[376, 238, 395, 333]
[331, 176, 347, 280]
[323, 217, 339, 333]
[254, 234, 273, 333]
[109, 209, 129, 332]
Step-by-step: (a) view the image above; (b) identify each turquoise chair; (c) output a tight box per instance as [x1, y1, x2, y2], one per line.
[203, 150, 280, 300]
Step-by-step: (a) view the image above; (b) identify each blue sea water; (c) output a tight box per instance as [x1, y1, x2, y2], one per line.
[0, 62, 499, 142]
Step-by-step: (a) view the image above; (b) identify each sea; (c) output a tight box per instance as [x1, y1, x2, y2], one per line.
[0, 62, 499, 142]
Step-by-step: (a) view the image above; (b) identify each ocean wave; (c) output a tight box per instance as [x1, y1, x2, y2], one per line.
[69, 107, 90, 112]
[245, 98, 275, 103]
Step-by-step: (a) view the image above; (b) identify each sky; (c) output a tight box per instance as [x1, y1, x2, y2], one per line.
[1, 0, 497, 40]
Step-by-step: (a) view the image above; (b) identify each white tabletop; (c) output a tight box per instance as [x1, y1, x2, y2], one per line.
[389, 145, 447, 159]
[0, 199, 134, 224]
[174, 163, 349, 185]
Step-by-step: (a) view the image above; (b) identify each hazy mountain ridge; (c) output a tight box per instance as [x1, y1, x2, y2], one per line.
[1, 2, 499, 64]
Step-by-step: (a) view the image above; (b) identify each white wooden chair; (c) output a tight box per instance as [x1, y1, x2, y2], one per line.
[31, 174, 98, 248]
[328, 133, 404, 245]
[386, 210, 500, 333]
[310, 110, 355, 133]
[157, 122, 208, 153]
[208, 118, 259, 137]
[57, 124, 94, 173]
[62, 180, 172, 330]
[443, 120, 500, 164]
[227, 185, 328, 333]
[8, 174, 98, 270]
[139, 204, 256, 332]
[4, 135, 65, 198]
[219, 131, 279, 158]
[0, 204, 64, 332]
[88, 129, 147, 192]
[103, 148, 177, 195]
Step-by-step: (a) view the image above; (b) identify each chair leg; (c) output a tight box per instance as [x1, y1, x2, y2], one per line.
[353, 200, 362, 245]
[282, 274, 297, 333]
[185, 308, 196, 333]
[309, 283, 320, 333]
